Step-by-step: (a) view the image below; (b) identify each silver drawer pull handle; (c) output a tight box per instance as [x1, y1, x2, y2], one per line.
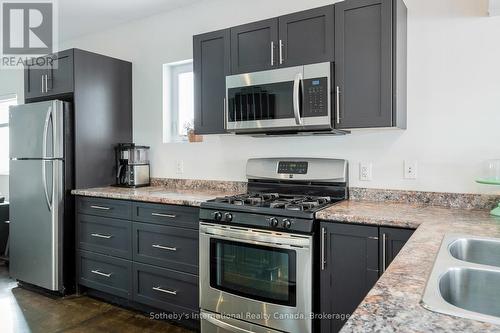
[152, 244, 177, 251]
[91, 270, 112, 278]
[152, 286, 177, 295]
[90, 205, 110, 210]
[151, 213, 176, 218]
[91, 233, 113, 239]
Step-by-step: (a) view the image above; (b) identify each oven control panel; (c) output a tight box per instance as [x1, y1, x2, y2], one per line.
[199, 209, 313, 233]
[302, 77, 328, 117]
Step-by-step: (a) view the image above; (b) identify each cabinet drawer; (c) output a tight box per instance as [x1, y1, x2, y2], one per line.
[78, 214, 132, 259]
[78, 250, 132, 299]
[133, 202, 199, 229]
[133, 222, 198, 274]
[77, 196, 132, 220]
[133, 263, 198, 313]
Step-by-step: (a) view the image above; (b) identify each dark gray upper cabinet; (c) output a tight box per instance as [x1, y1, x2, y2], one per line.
[25, 49, 74, 100]
[379, 227, 414, 273]
[230, 18, 278, 74]
[25, 49, 133, 188]
[193, 29, 230, 135]
[334, 0, 407, 129]
[320, 222, 379, 333]
[278, 5, 334, 67]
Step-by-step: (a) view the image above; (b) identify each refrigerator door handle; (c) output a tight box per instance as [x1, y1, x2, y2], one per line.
[42, 160, 52, 211]
[42, 106, 53, 159]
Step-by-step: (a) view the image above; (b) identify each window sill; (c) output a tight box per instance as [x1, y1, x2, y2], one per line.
[164, 135, 203, 144]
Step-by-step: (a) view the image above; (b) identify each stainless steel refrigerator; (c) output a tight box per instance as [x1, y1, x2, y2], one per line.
[9, 100, 70, 292]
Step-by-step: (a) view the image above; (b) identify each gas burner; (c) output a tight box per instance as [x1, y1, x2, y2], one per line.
[269, 201, 288, 209]
[285, 204, 303, 211]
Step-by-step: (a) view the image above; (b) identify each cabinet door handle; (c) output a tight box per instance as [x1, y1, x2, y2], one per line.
[91, 270, 112, 278]
[336, 86, 341, 124]
[152, 244, 177, 251]
[382, 233, 387, 273]
[41, 75, 45, 93]
[91, 233, 112, 239]
[45, 74, 49, 92]
[321, 227, 326, 270]
[151, 212, 176, 218]
[279, 39, 284, 65]
[152, 286, 177, 295]
[271, 41, 275, 66]
[90, 205, 110, 210]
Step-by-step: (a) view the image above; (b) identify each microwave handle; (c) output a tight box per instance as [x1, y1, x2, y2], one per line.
[293, 73, 303, 125]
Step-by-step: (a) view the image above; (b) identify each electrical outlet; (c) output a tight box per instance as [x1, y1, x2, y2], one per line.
[404, 160, 418, 179]
[359, 162, 373, 181]
[175, 160, 184, 174]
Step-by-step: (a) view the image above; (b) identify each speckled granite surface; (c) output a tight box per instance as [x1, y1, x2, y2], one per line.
[316, 200, 500, 332]
[71, 186, 238, 207]
[150, 178, 247, 193]
[350, 187, 500, 210]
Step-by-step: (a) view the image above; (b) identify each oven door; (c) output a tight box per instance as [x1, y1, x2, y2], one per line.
[199, 223, 313, 333]
[226, 62, 332, 133]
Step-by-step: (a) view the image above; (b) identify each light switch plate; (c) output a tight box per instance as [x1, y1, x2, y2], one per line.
[404, 160, 418, 179]
[359, 162, 373, 181]
[175, 160, 184, 174]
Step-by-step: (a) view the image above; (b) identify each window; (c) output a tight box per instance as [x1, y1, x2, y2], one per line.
[0, 95, 17, 175]
[163, 60, 195, 143]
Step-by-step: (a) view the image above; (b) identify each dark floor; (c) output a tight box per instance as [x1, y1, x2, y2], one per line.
[0, 263, 193, 333]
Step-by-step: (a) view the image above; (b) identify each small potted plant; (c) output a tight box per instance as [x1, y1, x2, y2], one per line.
[184, 121, 203, 143]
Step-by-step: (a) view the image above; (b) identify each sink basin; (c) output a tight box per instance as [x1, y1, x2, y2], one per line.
[449, 238, 500, 268]
[439, 268, 500, 318]
[422, 234, 500, 325]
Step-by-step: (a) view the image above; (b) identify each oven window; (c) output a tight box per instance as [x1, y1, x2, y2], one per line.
[210, 239, 296, 306]
[227, 82, 295, 122]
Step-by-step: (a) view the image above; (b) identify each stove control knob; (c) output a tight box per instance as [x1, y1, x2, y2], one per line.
[270, 217, 279, 227]
[213, 211, 223, 221]
[283, 219, 292, 229]
[224, 213, 233, 222]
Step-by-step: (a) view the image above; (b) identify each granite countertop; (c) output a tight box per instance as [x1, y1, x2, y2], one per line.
[316, 200, 500, 332]
[71, 186, 236, 206]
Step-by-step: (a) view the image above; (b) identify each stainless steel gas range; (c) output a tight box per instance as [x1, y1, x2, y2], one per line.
[199, 158, 348, 333]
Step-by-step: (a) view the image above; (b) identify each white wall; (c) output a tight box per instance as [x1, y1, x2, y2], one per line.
[56, 0, 500, 194]
[0, 70, 24, 200]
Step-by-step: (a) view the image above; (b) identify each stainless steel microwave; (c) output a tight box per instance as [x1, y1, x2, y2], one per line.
[225, 62, 336, 134]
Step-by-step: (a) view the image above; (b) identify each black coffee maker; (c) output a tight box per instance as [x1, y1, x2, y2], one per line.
[115, 143, 150, 187]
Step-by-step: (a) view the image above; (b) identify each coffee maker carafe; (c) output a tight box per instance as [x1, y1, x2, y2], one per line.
[115, 143, 150, 187]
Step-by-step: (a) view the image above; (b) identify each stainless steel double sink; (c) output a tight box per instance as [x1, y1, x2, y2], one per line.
[422, 234, 500, 325]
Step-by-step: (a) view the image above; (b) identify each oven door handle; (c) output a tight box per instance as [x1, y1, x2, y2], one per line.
[204, 314, 256, 333]
[200, 224, 312, 249]
[293, 72, 303, 125]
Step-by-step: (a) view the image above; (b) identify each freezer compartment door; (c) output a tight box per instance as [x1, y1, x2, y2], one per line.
[9, 100, 64, 159]
[9, 159, 64, 291]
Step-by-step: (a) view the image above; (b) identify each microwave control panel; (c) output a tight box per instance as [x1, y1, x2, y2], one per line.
[302, 77, 328, 117]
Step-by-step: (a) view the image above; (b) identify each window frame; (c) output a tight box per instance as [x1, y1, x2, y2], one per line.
[0, 94, 17, 175]
[163, 60, 194, 143]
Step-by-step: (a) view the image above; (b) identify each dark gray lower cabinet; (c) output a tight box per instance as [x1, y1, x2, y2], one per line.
[78, 250, 132, 299]
[320, 222, 379, 333]
[77, 196, 132, 220]
[76, 197, 199, 324]
[133, 262, 199, 315]
[133, 222, 199, 274]
[380, 227, 414, 273]
[319, 222, 414, 333]
[78, 214, 132, 259]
